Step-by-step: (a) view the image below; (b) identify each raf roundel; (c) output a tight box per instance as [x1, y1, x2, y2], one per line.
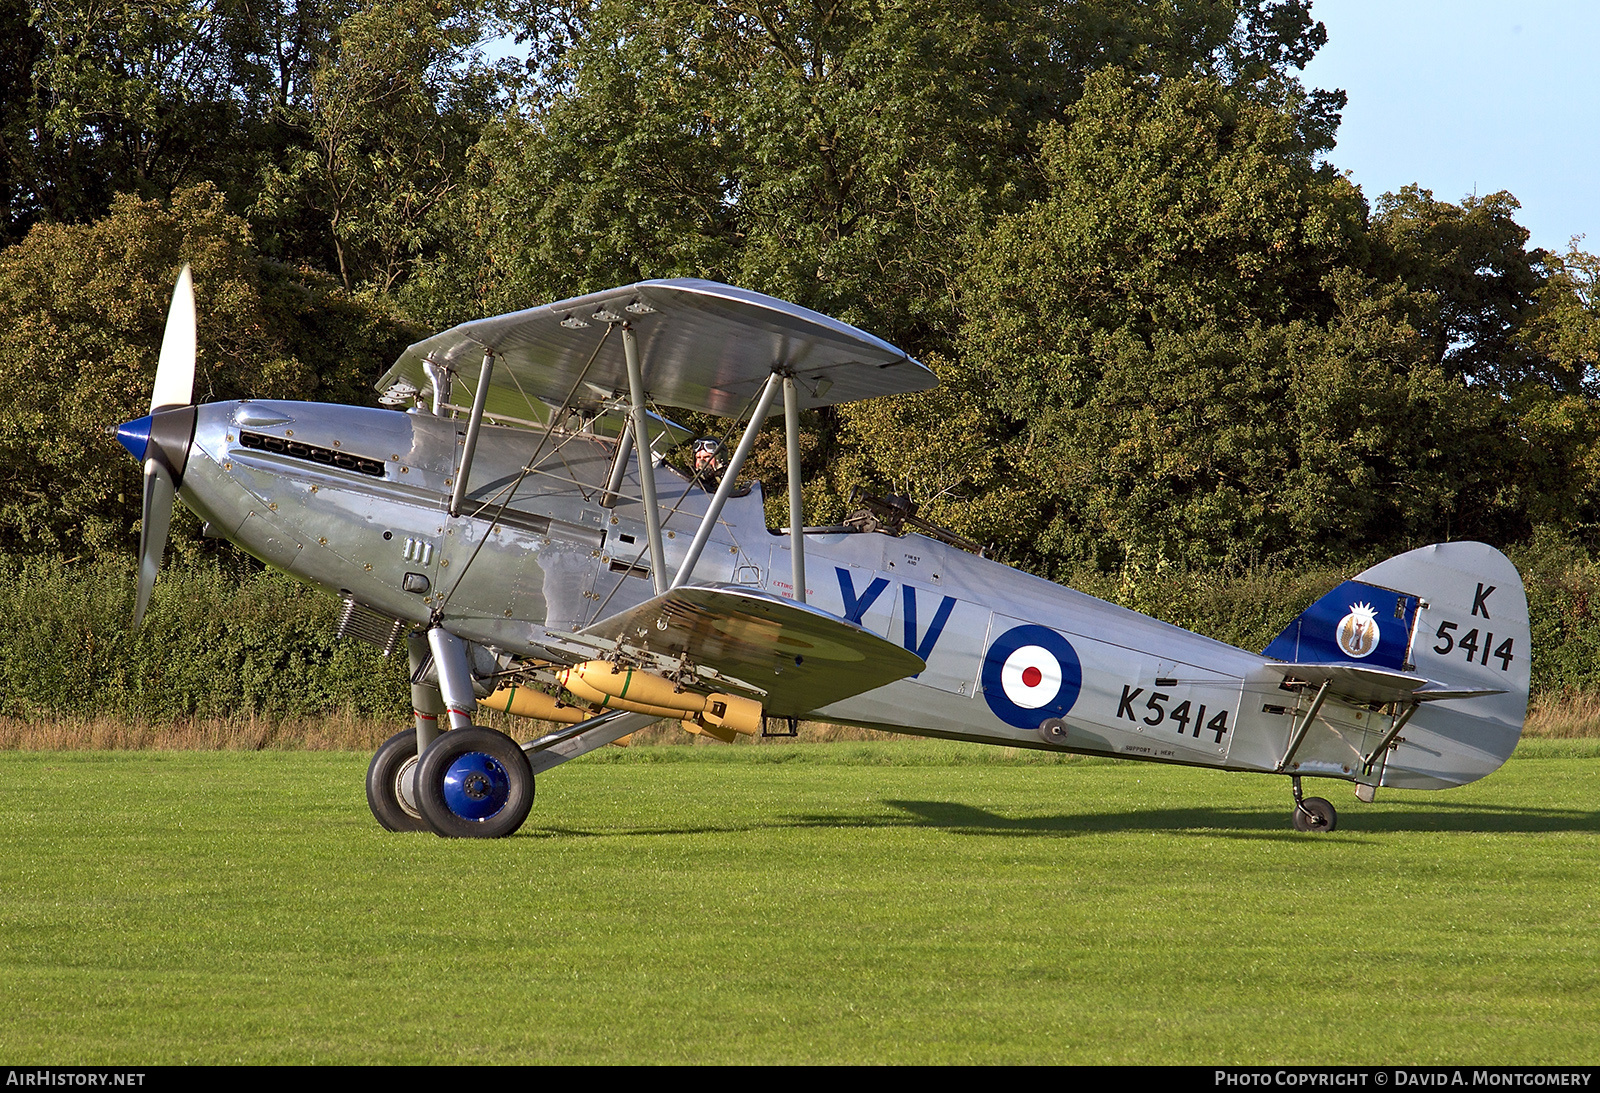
[981, 624, 1083, 729]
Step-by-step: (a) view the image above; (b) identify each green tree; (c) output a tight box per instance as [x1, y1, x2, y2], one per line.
[212, 0, 361, 118]
[1369, 185, 1546, 390]
[19, 0, 236, 220]
[431, 1, 1341, 526]
[845, 67, 1371, 574]
[4, 0, 375, 254]
[1509, 242, 1600, 534]
[256, 0, 506, 293]
[0, 0, 45, 244]
[0, 183, 418, 559]
[447, 0, 1340, 338]
[1519, 241, 1600, 396]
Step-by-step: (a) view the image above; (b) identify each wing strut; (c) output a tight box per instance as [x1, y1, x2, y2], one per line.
[671, 371, 783, 589]
[1274, 677, 1333, 773]
[622, 322, 668, 592]
[448, 348, 495, 518]
[599, 418, 633, 509]
[783, 374, 806, 603]
[1362, 700, 1420, 776]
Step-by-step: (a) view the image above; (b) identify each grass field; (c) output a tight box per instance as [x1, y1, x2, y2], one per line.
[3, 738, 1599, 1064]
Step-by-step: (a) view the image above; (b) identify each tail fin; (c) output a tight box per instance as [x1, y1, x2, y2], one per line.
[1264, 579, 1420, 672]
[1268, 543, 1529, 790]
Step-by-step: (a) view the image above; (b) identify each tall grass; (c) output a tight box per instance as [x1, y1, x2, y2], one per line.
[1524, 693, 1600, 738]
[0, 711, 402, 750]
[0, 711, 911, 751]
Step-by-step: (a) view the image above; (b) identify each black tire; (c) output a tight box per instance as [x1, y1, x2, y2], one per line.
[415, 726, 535, 838]
[1292, 796, 1338, 833]
[366, 729, 429, 832]
[1037, 718, 1070, 746]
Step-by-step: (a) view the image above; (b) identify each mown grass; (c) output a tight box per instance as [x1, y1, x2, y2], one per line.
[2, 739, 1597, 1064]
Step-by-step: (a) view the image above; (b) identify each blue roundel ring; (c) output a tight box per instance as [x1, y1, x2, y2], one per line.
[441, 751, 513, 821]
[981, 624, 1083, 729]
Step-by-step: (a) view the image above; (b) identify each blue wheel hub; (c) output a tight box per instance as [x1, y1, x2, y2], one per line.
[441, 751, 512, 821]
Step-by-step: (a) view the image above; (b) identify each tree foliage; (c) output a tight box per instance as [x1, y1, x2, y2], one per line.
[2, 0, 1600, 595]
[256, 0, 506, 292]
[1369, 185, 1547, 389]
[1520, 242, 1600, 397]
[843, 69, 1600, 575]
[444, 0, 1338, 337]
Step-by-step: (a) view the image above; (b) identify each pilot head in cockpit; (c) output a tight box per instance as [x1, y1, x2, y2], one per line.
[692, 437, 725, 485]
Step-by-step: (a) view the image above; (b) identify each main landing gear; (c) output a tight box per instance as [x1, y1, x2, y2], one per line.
[365, 628, 536, 838]
[1289, 775, 1338, 833]
[414, 726, 535, 838]
[365, 725, 536, 838]
[365, 627, 642, 838]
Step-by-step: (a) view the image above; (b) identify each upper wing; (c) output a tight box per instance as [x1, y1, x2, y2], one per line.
[377, 279, 935, 422]
[571, 584, 927, 717]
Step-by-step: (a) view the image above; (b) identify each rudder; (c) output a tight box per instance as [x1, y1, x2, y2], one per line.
[1355, 542, 1529, 789]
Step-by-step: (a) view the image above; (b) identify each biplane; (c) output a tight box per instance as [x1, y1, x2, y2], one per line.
[115, 273, 1530, 837]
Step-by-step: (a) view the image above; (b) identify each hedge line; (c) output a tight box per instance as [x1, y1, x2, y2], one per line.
[7, 536, 1600, 722]
[2, 557, 409, 721]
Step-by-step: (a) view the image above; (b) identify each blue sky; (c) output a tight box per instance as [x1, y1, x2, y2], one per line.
[1300, 1, 1598, 256]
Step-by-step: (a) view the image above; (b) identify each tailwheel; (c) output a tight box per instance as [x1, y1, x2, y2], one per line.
[366, 729, 429, 832]
[415, 726, 535, 838]
[1292, 797, 1338, 832]
[1290, 776, 1338, 833]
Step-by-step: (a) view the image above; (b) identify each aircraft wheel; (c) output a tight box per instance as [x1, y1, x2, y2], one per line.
[415, 726, 535, 838]
[366, 729, 429, 832]
[1037, 718, 1070, 746]
[1292, 796, 1338, 833]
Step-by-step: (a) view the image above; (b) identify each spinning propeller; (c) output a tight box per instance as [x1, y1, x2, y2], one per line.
[115, 266, 197, 628]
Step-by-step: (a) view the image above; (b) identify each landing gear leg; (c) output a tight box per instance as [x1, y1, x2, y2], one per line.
[426, 626, 478, 732]
[1290, 775, 1338, 833]
[406, 631, 444, 754]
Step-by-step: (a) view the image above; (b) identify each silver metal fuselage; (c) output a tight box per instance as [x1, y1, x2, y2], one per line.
[178, 399, 1515, 791]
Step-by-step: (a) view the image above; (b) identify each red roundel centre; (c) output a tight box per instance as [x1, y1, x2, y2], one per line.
[1021, 665, 1043, 688]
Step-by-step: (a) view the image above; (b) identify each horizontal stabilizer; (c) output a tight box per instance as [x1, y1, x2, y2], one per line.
[574, 585, 927, 717]
[1265, 662, 1505, 706]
